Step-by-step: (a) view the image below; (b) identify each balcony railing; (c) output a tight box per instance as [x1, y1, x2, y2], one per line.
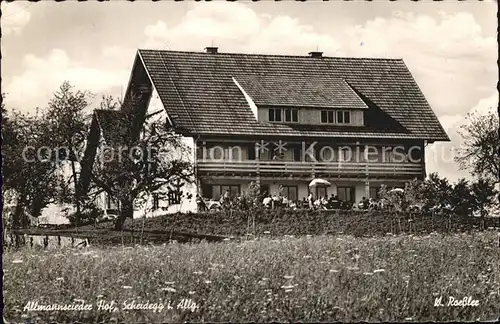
[196, 160, 424, 178]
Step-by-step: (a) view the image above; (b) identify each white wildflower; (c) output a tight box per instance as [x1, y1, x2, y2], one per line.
[280, 285, 294, 289]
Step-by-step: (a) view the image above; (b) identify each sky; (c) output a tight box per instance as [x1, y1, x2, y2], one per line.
[1, 0, 498, 182]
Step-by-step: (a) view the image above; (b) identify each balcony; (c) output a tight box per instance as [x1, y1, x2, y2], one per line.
[196, 160, 424, 179]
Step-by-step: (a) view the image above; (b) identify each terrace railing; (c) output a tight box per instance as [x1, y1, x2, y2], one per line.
[196, 160, 424, 178]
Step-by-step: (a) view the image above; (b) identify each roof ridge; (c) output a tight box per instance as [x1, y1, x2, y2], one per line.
[138, 48, 404, 61]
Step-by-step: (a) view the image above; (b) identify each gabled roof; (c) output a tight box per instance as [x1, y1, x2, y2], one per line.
[136, 49, 449, 142]
[234, 75, 368, 109]
[78, 109, 130, 194]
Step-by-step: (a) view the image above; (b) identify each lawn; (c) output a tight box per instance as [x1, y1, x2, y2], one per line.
[3, 230, 499, 323]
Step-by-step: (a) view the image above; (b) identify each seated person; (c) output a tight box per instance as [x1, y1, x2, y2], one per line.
[307, 193, 314, 209]
[196, 194, 208, 211]
[330, 194, 340, 209]
[358, 197, 369, 210]
[263, 195, 272, 208]
[314, 197, 322, 209]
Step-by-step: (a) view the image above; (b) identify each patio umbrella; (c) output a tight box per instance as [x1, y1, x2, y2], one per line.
[308, 179, 331, 187]
[389, 188, 405, 194]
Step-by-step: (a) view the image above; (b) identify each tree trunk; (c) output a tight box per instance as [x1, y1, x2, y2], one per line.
[71, 159, 81, 223]
[115, 198, 133, 230]
[480, 208, 486, 231]
[13, 192, 27, 229]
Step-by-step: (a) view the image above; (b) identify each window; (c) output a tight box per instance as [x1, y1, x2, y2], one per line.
[338, 147, 352, 162]
[168, 191, 181, 205]
[337, 187, 355, 202]
[268, 108, 282, 122]
[282, 185, 298, 201]
[153, 193, 160, 210]
[292, 148, 301, 161]
[201, 184, 212, 198]
[321, 110, 335, 123]
[383, 148, 395, 163]
[316, 186, 328, 199]
[337, 110, 351, 124]
[106, 195, 119, 210]
[211, 185, 241, 201]
[319, 145, 334, 161]
[284, 108, 299, 122]
[369, 187, 381, 199]
[248, 144, 256, 160]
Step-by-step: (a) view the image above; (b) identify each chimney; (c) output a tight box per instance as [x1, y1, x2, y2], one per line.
[309, 51, 323, 58]
[205, 46, 218, 54]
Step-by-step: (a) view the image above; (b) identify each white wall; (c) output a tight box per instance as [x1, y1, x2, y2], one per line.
[147, 87, 170, 122]
[355, 183, 368, 203]
[39, 204, 72, 225]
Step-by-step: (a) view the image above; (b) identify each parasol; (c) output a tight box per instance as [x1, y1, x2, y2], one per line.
[308, 179, 331, 187]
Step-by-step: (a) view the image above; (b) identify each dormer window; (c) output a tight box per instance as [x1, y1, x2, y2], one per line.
[321, 110, 335, 124]
[321, 109, 351, 124]
[268, 108, 282, 122]
[337, 110, 351, 124]
[284, 108, 299, 122]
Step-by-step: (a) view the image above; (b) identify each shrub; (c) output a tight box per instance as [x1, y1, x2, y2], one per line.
[68, 202, 104, 226]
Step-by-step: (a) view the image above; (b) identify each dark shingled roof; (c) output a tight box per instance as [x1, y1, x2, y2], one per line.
[136, 49, 449, 141]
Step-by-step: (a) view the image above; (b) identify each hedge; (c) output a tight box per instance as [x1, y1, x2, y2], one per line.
[121, 209, 499, 238]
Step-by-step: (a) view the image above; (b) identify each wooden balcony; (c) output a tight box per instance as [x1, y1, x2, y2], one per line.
[196, 160, 424, 179]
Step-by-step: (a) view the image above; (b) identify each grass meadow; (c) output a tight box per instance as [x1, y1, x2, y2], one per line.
[3, 231, 500, 323]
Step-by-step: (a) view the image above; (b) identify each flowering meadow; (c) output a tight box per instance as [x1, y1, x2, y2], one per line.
[3, 231, 499, 323]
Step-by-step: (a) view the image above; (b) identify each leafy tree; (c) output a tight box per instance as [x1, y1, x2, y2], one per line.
[44, 82, 93, 220]
[449, 178, 474, 217]
[455, 110, 499, 183]
[1, 108, 61, 227]
[239, 181, 262, 210]
[88, 97, 194, 230]
[470, 178, 497, 228]
[420, 173, 453, 213]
